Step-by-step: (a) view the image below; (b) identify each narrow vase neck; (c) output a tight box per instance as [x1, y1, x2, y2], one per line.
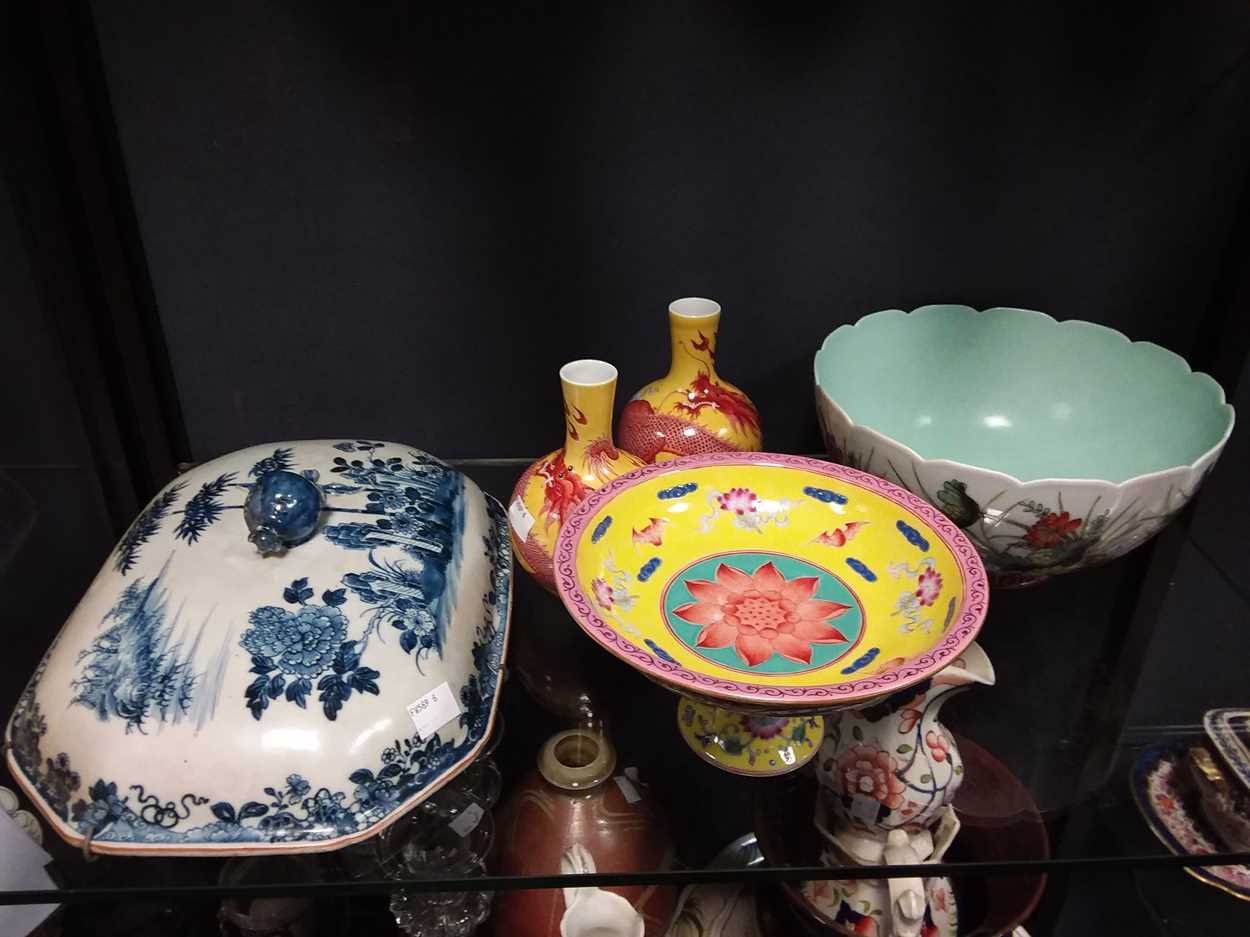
[560, 360, 618, 457]
[666, 298, 721, 382]
[539, 728, 617, 792]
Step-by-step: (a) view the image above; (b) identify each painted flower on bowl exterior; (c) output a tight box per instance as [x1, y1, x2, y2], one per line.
[815, 305, 1234, 587]
[6, 440, 512, 856]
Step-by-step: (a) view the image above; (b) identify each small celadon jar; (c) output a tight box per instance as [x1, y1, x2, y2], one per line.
[510, 360, 645, 591]
[618, 297, 763, 462]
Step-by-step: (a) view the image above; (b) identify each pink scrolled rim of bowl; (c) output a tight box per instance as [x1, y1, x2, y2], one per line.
[552, 452, 990, 709]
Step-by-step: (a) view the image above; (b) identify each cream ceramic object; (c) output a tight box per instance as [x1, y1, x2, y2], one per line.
[0, 784, 42, 846]
[804, 799, 961, 937]
[665, 834, 763, 937]
[800, 870, 957, 937]
[561, 844, 646, 937]
[815, 306, 1234, 586]
[6, 440, 512, 855]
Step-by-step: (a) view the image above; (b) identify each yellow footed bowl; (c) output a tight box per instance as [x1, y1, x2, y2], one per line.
[553, 453, 988, 710]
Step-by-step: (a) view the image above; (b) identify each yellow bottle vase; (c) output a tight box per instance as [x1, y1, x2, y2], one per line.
[510, 360, 646, 591]
[618, 297, 763, 462]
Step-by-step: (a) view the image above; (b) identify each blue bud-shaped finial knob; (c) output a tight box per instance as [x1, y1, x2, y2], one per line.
[244, 470, 323, 556]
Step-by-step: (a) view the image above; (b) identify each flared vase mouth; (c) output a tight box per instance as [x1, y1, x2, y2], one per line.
[559, 359, 618, 387]
[669, 297, 721, 320]
[538, 728, 617, 791]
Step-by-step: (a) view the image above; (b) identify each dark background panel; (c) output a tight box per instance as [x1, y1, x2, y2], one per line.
[0, 174, 117, 715]
[0, 0, 188, 717]
[90, 1, 1250, 461]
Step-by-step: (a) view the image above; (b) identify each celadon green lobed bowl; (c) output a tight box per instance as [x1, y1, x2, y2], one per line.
[815, 305, 1235, 587]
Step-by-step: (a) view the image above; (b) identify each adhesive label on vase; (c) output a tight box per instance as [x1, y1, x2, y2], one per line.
[614, 774, 642, 804]
[849, 793, 881, 826]
[406, 681, 462, 740]
[448, 801, 485, 837]
[509, 499, 536, 543]
[661, 552, 864, 676]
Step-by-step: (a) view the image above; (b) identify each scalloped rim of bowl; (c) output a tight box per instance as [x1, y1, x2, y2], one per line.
[814, 305, 1236, 490]
[552, 452, 989, 709]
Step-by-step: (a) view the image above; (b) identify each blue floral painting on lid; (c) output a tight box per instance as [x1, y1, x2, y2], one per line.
[6, 440, 512, 851]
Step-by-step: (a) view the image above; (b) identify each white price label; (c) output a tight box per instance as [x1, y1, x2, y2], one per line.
[509, 498, 535, 543]
[406, 681, 462, 740]
[613, 774, 641, 804]
[448, 801, 485, 838]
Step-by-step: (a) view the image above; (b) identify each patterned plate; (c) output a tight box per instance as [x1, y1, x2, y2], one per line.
[554, 453, 988, 710]
[1131, 743, 1250, 900]
[1204, 709, 1250, 793]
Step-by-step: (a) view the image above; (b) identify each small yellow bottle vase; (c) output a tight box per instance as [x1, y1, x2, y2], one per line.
[618, 297, 763, 462]
[510, 360, 646, 592]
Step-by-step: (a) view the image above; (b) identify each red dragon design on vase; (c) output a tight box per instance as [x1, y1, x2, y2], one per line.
[583, 437, 624, 484]
[564, 402, 587, 441]
[537, 451, 592, 530]
[618, 299, 763, 462]
[671, 371, 761, 435]
[618, 399, 739, 461]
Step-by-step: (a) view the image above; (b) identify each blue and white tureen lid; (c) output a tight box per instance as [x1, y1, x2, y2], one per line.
[5, 440, 512, 856]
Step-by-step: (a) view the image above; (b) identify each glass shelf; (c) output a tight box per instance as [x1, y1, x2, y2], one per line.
[2, 458, 1249, 937]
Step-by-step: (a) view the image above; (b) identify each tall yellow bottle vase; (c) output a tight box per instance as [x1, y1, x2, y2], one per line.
[509, 360, 646, 592]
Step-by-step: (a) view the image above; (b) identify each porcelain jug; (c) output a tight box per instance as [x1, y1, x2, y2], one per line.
[815, 643, 995, 836]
